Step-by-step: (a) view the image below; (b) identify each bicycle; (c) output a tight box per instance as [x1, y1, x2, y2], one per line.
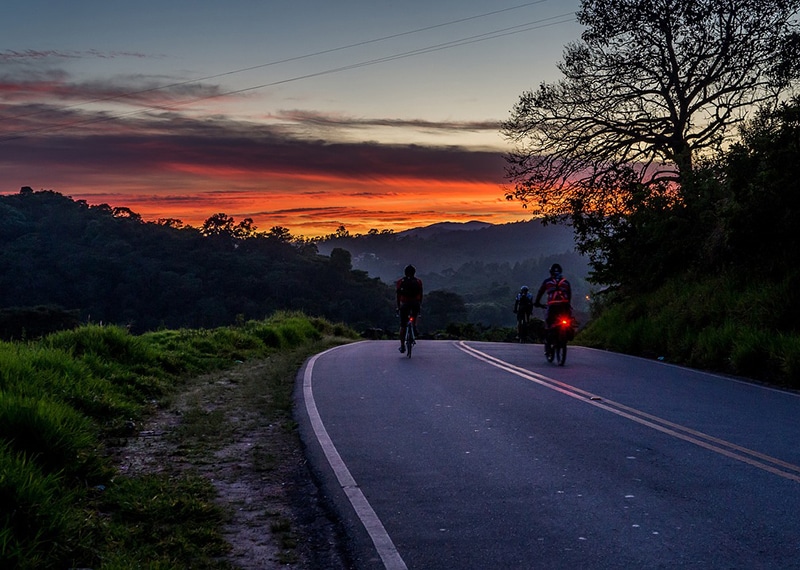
[404, 313, 417, 358]
[539, 305, 573, 366]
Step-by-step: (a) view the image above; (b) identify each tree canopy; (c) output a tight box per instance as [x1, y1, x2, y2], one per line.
[503, 0, 800, 221]
[0, 190, 394, 336]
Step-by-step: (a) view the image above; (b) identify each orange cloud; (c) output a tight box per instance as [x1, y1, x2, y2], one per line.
[68, 177, 528, 238]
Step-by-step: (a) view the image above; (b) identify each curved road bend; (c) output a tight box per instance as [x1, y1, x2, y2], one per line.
[295, 340, 800, 569]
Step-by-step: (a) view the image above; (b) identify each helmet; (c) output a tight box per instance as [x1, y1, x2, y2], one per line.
[520, 285, 529, 293]
[404, 264, 416, 277]
[549, 263, 563, 277]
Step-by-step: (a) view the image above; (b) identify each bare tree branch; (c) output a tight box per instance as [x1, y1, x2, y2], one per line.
[503, 0, 800, 219]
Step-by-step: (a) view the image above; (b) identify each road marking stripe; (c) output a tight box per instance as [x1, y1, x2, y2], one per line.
[303, 344, 408, 570]
[457, 342, 800, 484]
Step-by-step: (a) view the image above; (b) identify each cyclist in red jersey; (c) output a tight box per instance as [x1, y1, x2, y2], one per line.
[534, 263, 572, 328]
[396, 264, 423, 353]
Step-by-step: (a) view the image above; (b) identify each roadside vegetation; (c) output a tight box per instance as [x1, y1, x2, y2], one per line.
[0, 312, 358, 569]
[573, 96, 800, 389]
[577, 272, 800, 389]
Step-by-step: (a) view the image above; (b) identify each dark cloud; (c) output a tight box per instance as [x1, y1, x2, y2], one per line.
[0, 74, 223, 109]
[0, 49, 153, 62]
[1, 102, 506, 183]
[274, 109, 500, 133]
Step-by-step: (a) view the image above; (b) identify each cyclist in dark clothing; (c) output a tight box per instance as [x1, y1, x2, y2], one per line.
[396, 264, 423, 353]
[534, 263, 572, 328]
[513, 285, 534, 341]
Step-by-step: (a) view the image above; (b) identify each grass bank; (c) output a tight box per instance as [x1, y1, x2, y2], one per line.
[0, 312, 358, 569]
[578, 271, 800, 389]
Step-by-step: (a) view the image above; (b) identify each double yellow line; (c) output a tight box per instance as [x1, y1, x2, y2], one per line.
[457, 342, 800, 484]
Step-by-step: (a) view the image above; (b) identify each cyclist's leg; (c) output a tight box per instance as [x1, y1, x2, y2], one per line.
[550, 304, 569, 348]
[410, 303, 420, 337]
[544, 306, 555, 354]
[399, 304, 410, 352]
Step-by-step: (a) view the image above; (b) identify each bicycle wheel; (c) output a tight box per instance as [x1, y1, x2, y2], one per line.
[544, 331, 555, 362]
[405, 326, 414, 358]
[555, 341, 567, 366]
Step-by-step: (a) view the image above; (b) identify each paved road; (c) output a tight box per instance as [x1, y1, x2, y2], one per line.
[295, 340, 800, 569]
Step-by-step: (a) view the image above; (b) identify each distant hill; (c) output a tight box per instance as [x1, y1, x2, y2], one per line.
[395, 220, 492, 239]
[316, 219, 592, 327]
[317, 219, 582, 283]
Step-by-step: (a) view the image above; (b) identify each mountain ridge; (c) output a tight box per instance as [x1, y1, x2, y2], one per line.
[317, 218, 584, 282]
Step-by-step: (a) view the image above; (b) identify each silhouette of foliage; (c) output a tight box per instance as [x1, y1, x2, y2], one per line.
[0, 190, 394, 336]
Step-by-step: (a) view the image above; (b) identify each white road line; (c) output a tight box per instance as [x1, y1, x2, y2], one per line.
[303, 344, 408, 570]
[457, 341, 800, 484]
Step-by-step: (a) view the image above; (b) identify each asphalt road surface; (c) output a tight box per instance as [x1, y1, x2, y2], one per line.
[295, 340, 800, 569]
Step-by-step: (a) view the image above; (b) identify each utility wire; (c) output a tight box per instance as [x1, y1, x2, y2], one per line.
[217, 14, 576, 97]
[0, 9, 577, 143]
[1, 0, 554, 122]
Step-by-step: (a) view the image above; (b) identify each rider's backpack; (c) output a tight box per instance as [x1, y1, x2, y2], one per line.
[549, 277, 569, 304]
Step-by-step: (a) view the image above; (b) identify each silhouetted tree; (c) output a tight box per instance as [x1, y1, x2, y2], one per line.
[267, 226, 293, 243]
[156, 218, 185, 228]
[422, 290, 468, 332]
[503, 0, 800, 290]
[504, 0, 800, 219]
[329, 248, 352, 272]
[0, 190, 397, 333]
[200, 213, 236, 237]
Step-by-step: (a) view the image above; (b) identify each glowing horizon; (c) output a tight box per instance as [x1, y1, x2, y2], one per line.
[31, 175, 531, 239]
[0, 1, 582, 238]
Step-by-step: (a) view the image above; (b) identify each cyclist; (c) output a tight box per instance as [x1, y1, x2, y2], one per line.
[534, 263, 572, 332]
[513, 285, 534, 341]
[396, 264, 423, 353]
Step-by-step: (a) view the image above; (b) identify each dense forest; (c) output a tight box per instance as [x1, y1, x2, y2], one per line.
[0, 188, 395, 336]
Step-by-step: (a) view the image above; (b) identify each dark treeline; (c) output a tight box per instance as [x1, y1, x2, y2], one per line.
[0, 188, 395, 337]
[585, 98, 800, 301]
[577, 98, 800, 385]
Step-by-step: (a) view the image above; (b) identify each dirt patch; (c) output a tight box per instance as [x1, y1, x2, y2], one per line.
[113, 360, 351, 569]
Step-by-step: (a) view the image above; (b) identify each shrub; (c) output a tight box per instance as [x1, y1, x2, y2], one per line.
[689, 323, 738, 370]
[0, 444, 81, 570]
[0, 393, 101, 479]
[45, 324, 157, 368]
[581, 271, 800, 385]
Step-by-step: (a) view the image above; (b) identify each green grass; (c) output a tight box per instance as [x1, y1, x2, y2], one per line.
[579, 272, 800, 388]
[0, 311, 358, 569]
[100, 474, 233, 569]
[0, 444, 84, 570]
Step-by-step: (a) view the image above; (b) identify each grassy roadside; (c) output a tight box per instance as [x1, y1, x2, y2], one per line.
[0, 312, 358, 569]
[577, 271, 800, 389]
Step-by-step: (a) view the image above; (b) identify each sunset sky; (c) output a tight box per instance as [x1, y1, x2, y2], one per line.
[1, 0, 582, 237]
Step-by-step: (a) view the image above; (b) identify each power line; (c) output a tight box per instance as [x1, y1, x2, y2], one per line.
[1, 0, 554, 122]
[219, 14, 577, 97]
[0, 7, 577, 143]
